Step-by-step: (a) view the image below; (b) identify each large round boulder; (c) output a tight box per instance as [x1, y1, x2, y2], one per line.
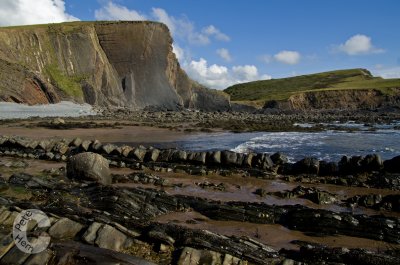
[67, 152, 111, 185]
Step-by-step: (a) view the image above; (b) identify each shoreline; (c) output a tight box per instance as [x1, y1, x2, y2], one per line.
[1, 112, 400, 264]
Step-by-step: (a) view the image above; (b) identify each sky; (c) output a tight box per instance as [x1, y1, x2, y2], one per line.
[0, 0, 399, 90]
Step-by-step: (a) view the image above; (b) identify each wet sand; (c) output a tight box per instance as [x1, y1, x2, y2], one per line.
[155, 211, 397, 251]
[0, 125, 200, 144]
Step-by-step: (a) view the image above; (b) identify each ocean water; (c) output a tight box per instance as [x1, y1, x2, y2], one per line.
[167, 122, 400, 162]
[0, 101, 97, 119]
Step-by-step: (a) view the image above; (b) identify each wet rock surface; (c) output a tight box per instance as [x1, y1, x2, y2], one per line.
[0, 132, 399, 264]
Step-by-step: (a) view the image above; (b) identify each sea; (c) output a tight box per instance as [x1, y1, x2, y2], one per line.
[0, 102, 399, 162]
[162, 121, 400, 162]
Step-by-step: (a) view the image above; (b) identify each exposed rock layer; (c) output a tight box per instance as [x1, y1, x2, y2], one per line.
[0, 21, 230, 110]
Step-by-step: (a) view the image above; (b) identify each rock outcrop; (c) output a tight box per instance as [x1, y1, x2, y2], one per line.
[268, 88, 400, 111]
[0, 21, 230, 111]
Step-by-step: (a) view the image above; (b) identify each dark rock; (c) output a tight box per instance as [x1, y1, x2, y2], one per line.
[0, 245, 32, 264]
[8, 173, 33, 186]
[188, 152, 206, 164]
[52, 142, 69, 155]
[24, 249, 54, 265]
[121, 145, 133, 157]
[171, 150, 187, 162]
[70, 137, 82, 147]
[37, 139, 54, 151]
[207, 151, 221, 164]
[270, 152, 288, 165]
[158, 149, 174, 162]
[80, 140, 92, 151]
[148, 229, 175, 245]
[67, 152, 111, 185]
[90, 140, 103, 152]
[293, 157, 319, 175]
[132, 147, 147, 161]
[384, 155, 400, 173]
[221, 151, 244, 167]
[319, 161, 339, 176]
[254, 188, 268, 197]
[338, 155, 351, 174]
[145, 148, 160, 162]
[0, 177, 9, 192]
[361, 154, 383, 172]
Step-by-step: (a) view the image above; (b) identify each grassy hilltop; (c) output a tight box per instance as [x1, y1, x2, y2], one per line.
[224, 69, 400, 107]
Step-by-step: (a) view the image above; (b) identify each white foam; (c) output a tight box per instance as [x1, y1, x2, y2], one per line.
[0, 101, 97, 119]
[231, 129, 400, 161]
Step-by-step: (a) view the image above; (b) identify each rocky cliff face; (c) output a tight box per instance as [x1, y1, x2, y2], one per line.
[264, 88, 400, 110]
[0, 21, 230, 111]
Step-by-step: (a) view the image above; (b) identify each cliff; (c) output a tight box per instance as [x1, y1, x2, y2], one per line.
[265, 88, 400, 110]
[0, 21, 230, 111]
[225, 69, 400, 111]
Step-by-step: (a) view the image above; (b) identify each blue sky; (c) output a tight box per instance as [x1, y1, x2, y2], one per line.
[1, 0, 399, 89]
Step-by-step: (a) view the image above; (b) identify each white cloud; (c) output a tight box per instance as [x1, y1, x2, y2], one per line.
[0, 0, 78, 26]
[260, 54, 273, 64]
[172, 44, 184, 61]
[338, 34, 384, 55]
[373, 67, 400, 79]
[274, 50, 301, 65]
[232, 65, 259, 81]
[151, 8, 174, 32]
[216, 48, 232, 62]
[184, 58, 271, 89]
[202, 25, 230, 42]
[95, 3, 229, 46]
[95, 2, 146, 20]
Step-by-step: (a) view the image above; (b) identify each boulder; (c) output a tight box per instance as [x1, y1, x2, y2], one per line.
[361, 154, 383, 172]
[70, 137, 83, 147]
[293, 157, 320, 175]
[121, 146, 133, 157]
[90, 140, 103, 152]
[80, 140, 92, 151]
[270, 152, 288, 165]
[207, 151, 221, 164]
[83, 222, 103, 244]
[384, 155, 400, 173]
[178, 247, 222, 265]
[242, 153, 254, 167]
[145, 148, 160, 162]
[51, 118, 65, 125]
[101, 143, 117, 155]
[67, 152, 111, 185]
[158, 149, 174, 162]
[319, 161, 339, 176]
[95, 224, 128, 251]
[52, 142, 69, 155]
[132, 147, 147, 161]
[221, 151, 239, 166]
[48, 218, 84, 239]
[188, 152, 207, 164]
[171, 150, 188, 162]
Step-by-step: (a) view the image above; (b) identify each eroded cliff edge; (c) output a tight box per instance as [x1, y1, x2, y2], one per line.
[0, 21, 230, 111]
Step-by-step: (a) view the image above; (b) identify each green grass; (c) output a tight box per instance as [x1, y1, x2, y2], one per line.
[224, 69, 400, 106]
[45, 64, 84, 99]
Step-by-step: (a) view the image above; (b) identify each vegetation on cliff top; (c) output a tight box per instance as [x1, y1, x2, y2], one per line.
[224, 69, 400, 106]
